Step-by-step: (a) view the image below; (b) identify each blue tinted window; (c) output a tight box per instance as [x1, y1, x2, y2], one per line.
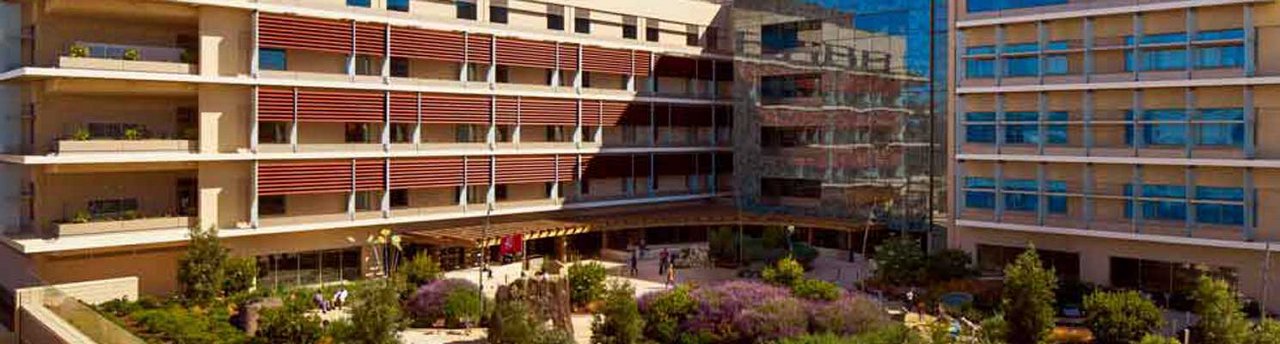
[967, 59, 995, 78]
[1196, 46, 1244, 69]
[1045, 41, 1070, 51]
[387, 0, 409, 11]
[1196, 109, 1244, 147]
[1196, 186, 1243, 201]
[965, 177, 996, 189]
[1005, 111, 1037, 121]
[967, 125, 995, 143]
[967, 46, 996, 55]
[1123, 184, 1188, 221]
[1003, 43, 1039, 54]
[1196, 29, 1245, 41]
[259, 48, 286, 71]
[1005, 193, 1038, 211]
[1002, 179, 1037, 191]
[1003, 56, 1038, 77]
[347, 0, 371, 7]
[966, 191, 996, 209]
[966, 112, 996, 122]
[1197, 204, 1244, 225]
[967, 0, 1069, 13]
[1126, 49, 1187, 71]
[1045, 55, 1069, 75]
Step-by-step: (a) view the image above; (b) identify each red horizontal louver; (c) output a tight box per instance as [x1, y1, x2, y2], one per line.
[258, 160, 351, 196]
[467, 33, 493, 63]
[389, 157, 465, 189]
[495, 155, 558, 184]
[581, 46, 632, 75]
[390, 26, 465, 62]
[354, 159, 385, 191]
[601, 101, 648, 126]
[258, 87, 294, 122]
[259, 13, 352, 54]
[518, 97, 577, 126]
[558, 155, 577, 181]
[421, 93, 490, 125]
[654, 55, 697, 78]
[558, 43, 579, 71]
[296, 89, 385, 123]
[496, 37, 557, 69]
[495, 96, 519, 126]
[633, 51, 652, 77]
[354, 22, 386, 56]
[465, 156, 491, 185]
[389, 92, 417, 123]
[582, 101, 602, 127]
[656, 154, 696, 175]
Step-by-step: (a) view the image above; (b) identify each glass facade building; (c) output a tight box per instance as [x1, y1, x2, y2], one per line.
[729, 0, 949, 248]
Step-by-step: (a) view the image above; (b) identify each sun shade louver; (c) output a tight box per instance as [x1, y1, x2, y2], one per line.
[390, 26, 466, 62]
[257, 160, 353, 196]
[389, 157, 466, 189]
[259, 13, 352, 54]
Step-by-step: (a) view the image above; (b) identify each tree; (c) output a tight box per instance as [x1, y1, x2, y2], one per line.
[489, 299, 573, 344]
[1083, 290, 1163, 344]
[762, 256, 806, 287]
[871, 237, 925, 285]
[178, 226, 227, 304]
[223, 256, 258, 296]
[340, 281, 407, 344]
[568, 262, 608, 307]
[1191, 275, 1248, 344]
[398, 252, 442, 288]
[975, 314, 1007, 344]
[925, 249, 975, 283]
[1251, 318, 1280, 344]
[1001, 246, 1057, 344]
[253, 304, 323, 344]
[591, 280, 644, 344]
[1138, 334, 1182, 344]
[791, 278, 842, 301]
[637, 285, 697, 343]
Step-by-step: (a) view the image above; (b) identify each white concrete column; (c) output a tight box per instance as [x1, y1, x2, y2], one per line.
[290, 88, 299, 152]
[250, 10, 260, 78]
[250, 160, 259, 228]
[382, 158, 391, 218]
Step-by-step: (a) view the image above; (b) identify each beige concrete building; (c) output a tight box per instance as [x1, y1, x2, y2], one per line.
[950, 0, 1280, 310]
[0, 0, 742, 324]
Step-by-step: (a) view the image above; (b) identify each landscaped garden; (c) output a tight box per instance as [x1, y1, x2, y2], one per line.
[82, 226, 1280, 344]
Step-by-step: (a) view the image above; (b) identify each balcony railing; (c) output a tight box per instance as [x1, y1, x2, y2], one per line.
[59, 42, 194, 74]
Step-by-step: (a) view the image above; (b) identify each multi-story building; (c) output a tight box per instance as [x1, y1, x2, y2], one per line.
[950, 0, 1280, 309]
[0, 0, 945, 330]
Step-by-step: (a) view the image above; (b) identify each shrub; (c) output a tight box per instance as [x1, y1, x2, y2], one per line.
[637, 285, 697, 343]
[253, 304, 323, 344]
[1138, 334, 1182, 344]
[69, 45, 89, 58]
[340, 281, 406, 344]
[567, 261, 608, 307]
[1251, 318, 1280, 344]
[791, 278, 842, 301]
[488, 299, 573, 344]
[871, 237, 925, 285]
[734, 296, 809, 342]
[122, 48, 140, 61]
[398, 252, 442, 288]
[777, 325, 925, 344]
[441, 289, 483, 328]
[591, 280, 644, 344]
[791, 242, 819, 267]
[1191, 276, 1248, 344]
[1083, 290, 1163, 344]
[708, 227, 738, 262]
[542, 258, 563, 275]
[976, 314, 1008, 344]
[70, 127, 91, 141]
[762, 256, 805, 287]
[178, 226, 227, 305]
[123, 127, 143, 140]
[685, 281, 791, 342]
[406, 278, 480, 328]
[1001, 246, 1057, 344]
[223, 256, 257, 296]
[925, 249, 975, 283]
[810, 295, 890, 336]
[129, 304, 248, 344]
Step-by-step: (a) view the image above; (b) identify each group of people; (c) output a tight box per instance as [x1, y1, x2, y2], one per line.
[627, 247, 680, 287]
[313, 287, 349, 313]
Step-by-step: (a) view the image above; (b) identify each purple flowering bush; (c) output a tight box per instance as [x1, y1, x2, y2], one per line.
[685, 281, 792, 342]
[405, 278, 479, 327]
[734, 296, 811, 342]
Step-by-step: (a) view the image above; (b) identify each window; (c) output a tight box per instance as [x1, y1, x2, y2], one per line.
[494, 184, 509, 201]
[760, 178, 821, 199]
[259, 195, 286, 216]
[354, 55, 377, 76]
[1126, 48, 1186, 72]
[390, 189, 410, 208]
[495, 65, 510, 83]
[1124, 109, 1245, 147]
[574, 9, 590, 34]
[1003, 111, 1069, 145]
[1196, 45, 1244, 69]
[646, 21, 660, 42]
[965, 59, 995, 78]
[582, 126, 598, 142]
[259, 122, 288, 144]
[964, 177, 996, 209]
[87, 198, 139, 220]
[761, 21, 820, 53]
[546, 126, 572, 142]
[390, 57, 410, 77]
[354, 191, 377, 211]
[347, 0, 371, 7]
[1124, 184, 1187, 221]
[456, 0, 478, 20]
[622, 17, 638, 39]
[686, 25, 700, 46]
[387, 0, 409, 11]
[1195, 186, 1245, 225]
[463, 185, 487, 204]
[455, 124, 486, 143]
[999, 179, 1068, 214]
[259, 48, 287, 71]
[345, 123, 374, 143]
[547, 5, 565, 31]
[967, 0, 1068, 13]
[760, 74, 821, 102]
[490, 3, 509, 24]
[581, 71, 592, 88]
[581, 178, 591, 194]
[1197, 109, 1245, 147]
[391, 123, 414, 143]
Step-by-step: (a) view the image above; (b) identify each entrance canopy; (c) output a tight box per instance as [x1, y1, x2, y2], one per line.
[398, 201, 867, 247]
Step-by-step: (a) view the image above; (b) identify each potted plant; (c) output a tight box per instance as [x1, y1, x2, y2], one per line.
[68, 45, 89, 58]
[70, 127, 91, 141]
[180, 49, 194, 64]
[71, 210, 91, 224]
[122, 48, 140, 61]
[123, 128, 143, 140]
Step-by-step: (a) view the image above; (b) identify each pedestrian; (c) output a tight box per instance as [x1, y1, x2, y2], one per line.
[658, 250, 668, 276]
[665, 262, 676, 287]
[332, 287, 348, 309]
[906, 289, 916, 314]
[313, 291, 329, 313]
[629, 249, 639, 276]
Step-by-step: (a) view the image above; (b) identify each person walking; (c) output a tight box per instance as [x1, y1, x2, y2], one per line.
[659, 249, 669, 276]
[665, 260, 676, 287]
[629, 249, 640, 276]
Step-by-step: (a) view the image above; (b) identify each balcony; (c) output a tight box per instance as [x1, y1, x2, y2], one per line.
[54, 216, 192, 236]
[55, 139, 194, 154]
[58, 42, 195, 74]
[38, 169, 197, 238]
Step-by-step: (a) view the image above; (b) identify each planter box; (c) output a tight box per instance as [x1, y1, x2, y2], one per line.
[57, 140, 194, 153]
[55, 216, 192, 236]
[58, 56, 194, 74]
